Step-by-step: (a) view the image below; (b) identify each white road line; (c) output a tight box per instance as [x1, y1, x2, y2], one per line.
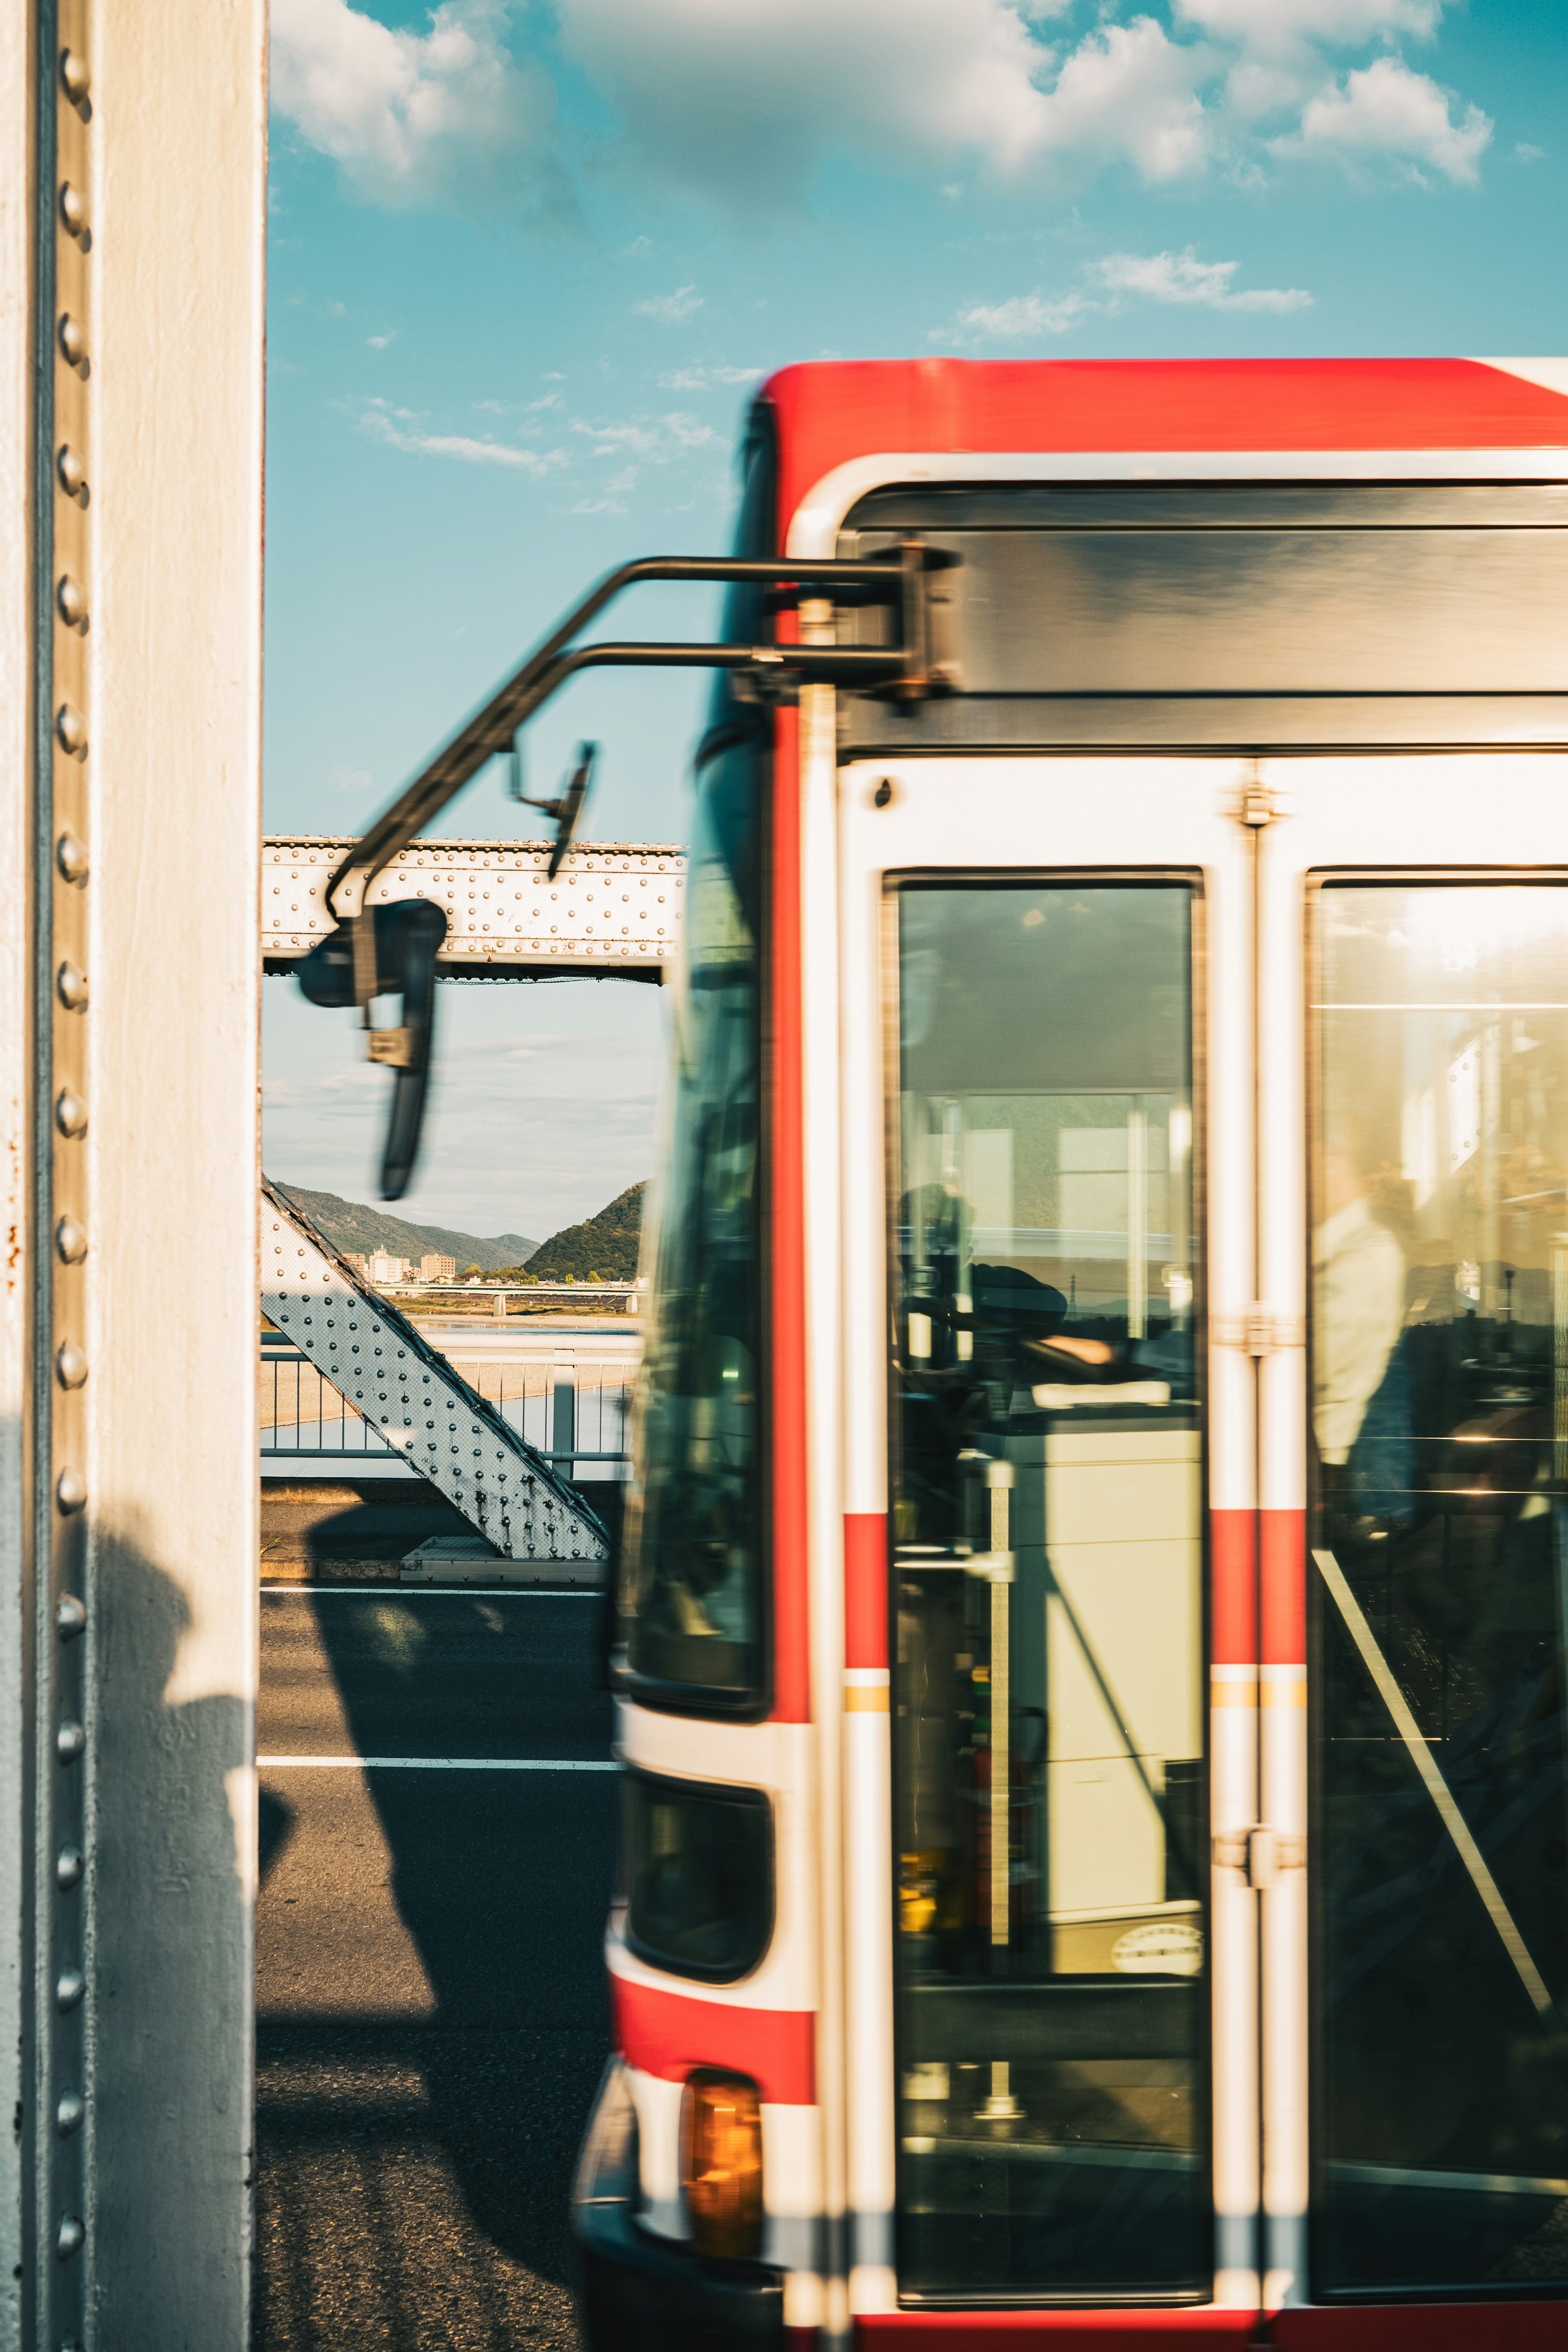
[259, 1584, 599, 1597]
[257, 1754, 618, 1771]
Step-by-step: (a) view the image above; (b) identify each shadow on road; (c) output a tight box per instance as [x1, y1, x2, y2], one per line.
[254, 1511, 620, 2352]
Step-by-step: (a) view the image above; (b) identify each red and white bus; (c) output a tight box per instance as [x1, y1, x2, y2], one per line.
[564, 355, 1568, 2352]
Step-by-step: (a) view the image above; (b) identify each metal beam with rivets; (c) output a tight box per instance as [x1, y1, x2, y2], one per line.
[261, 1179, 610, 1572]
[263, 835, 686, 978]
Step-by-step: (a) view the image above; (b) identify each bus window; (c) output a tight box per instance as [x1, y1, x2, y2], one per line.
[619, 740, 764, 1709]
[888, 880, 1207, 2303]
[624, 1769, 774, 1984]
[1312, 882, 1568, 2296]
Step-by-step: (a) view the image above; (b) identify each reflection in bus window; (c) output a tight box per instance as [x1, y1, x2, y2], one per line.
[1314, 884, 1568, 2296]
[889, 882, 1208, 2303]
[620, 744, 763, 1705]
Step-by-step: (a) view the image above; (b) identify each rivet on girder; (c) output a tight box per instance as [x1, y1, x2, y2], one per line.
[56, 1847, 84, 1891]
[56, 1720, 86, 1764]
[56, 444, 87, 499]
[56, 1342, 87, 1391]
[56, 1967, 85, 2012]
[56, 958, 88, 1008]
[56, 1595, 86, 1641]
[59, 182, 88, 238]
[56, 703, 87, 755]
[57, 2215, 85, 2260]
[56, 1467, 87, 1514]
[56, 1216, 87, 1264]
[59, 48, 90, 102]
[56, 831, 89, 884]
[58, 314, 87, 369]
[57, 573, 87, 626]
[57, 2091, 85, 2138]
[55, 1090, 87, 1138]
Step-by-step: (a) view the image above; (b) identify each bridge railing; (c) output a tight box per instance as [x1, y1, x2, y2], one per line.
[259, 1337, 637, 1479]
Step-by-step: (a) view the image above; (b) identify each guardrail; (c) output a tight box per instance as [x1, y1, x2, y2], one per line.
[385, 1281, 643, 1318]
[259, 1341, 635, 1479]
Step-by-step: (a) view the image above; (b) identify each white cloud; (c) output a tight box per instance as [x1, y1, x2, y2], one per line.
[269, 0, 572, 222]
[555, 0, 1065, 206]
[951, 289, 1092, 339]
[657, 365, 764, 391]
[359, 401, 568, 470]
[633, 284, 704, 323]
[570, 410, 722, 459]
[1026, 17, 1215, 182]
[1281, 53, 1491, 181]
[367, 331, 396, 348]
[946, 244, 1311, 341]
[272, 0, 1495, 221]
[1175, 0, 1441, 52]
[1096, 247, 1312, 310]
[1515, 142, 1545, 163]
[563, 0, 1480, 202]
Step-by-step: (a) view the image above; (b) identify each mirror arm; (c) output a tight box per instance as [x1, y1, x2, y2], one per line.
[325, 545, 956, 948]
[307, 541, 958, 1202]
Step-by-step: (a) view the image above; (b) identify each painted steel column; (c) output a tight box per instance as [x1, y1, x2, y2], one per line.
[88, 1, 266, 2333]
[0, 0, 265, 2344]
[0, 1, 38, 2338]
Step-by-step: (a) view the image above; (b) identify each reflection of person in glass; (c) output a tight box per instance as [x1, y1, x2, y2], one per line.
[1315, 1126, 1410, 1530]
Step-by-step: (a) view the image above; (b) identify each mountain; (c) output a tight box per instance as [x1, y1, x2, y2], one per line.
[270, 1183, 537, 1273]
[518, 1181, 646, 1283]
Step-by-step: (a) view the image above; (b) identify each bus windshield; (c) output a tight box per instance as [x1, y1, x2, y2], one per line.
[618, 739, 765, 1707]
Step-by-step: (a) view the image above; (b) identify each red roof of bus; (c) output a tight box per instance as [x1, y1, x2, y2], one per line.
[760, 357, 1568, 535]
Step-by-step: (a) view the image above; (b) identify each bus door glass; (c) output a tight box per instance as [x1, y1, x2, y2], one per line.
[886, 873, 1208, 2301]
[1305, 849, 1568, 2299]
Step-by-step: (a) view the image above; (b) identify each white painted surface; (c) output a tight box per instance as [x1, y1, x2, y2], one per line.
[0, 0, 32, 2324]
[73, 0, 266, 2340]
[263, 834, 684, 971]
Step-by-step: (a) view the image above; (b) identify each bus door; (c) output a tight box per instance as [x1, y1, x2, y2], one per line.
[1263, 753, 1568, 2334]
[839, 753, 1262, 2316]
[842, 747, 1568, 2331]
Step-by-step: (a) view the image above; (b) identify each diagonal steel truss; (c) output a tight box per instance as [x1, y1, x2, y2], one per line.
[261, 1177, 610, 1570]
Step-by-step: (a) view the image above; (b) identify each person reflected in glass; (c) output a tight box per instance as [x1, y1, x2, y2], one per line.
[1315, 1122, 1412, 1544]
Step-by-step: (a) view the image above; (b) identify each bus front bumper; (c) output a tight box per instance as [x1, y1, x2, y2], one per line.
[572, 2059, 786, 2352]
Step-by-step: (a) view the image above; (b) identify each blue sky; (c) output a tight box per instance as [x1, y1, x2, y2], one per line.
[262, 0, 1568, 1239]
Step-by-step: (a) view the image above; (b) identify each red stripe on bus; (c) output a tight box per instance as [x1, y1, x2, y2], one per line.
[844, 1512, 888, 1671]
[1209, 1509, 1257, 1667]
[769, 702, 811, 1723]
[1261, 1507, 1307, 1667]
[765, 358, 1568, 539]
[612, 1973, 816, 2106]
[858, 2306, 1568, 2347]
[857, 2312, 1256, 2345]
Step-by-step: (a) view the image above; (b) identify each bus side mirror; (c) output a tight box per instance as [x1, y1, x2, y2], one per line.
[510, 738, 596, 882]
[296, 896, 448, 1200]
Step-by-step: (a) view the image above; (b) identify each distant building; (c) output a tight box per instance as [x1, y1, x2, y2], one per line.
[341, 1250, 367, 1277]
[366, 1249, 412, 1287]
[420, 1252, 457, 1282]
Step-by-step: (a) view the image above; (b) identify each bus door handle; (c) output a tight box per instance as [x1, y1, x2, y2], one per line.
[1213, 1824, 1305, 1890]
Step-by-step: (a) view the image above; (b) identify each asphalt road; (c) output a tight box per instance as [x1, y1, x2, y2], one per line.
[255, 1587, 618, 2352]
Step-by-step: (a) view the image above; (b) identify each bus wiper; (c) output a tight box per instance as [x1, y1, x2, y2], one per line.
[299, 540, 959, 1198]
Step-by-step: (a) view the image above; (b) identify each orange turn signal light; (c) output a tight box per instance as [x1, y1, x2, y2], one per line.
[681, 2069, 764, 2259]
